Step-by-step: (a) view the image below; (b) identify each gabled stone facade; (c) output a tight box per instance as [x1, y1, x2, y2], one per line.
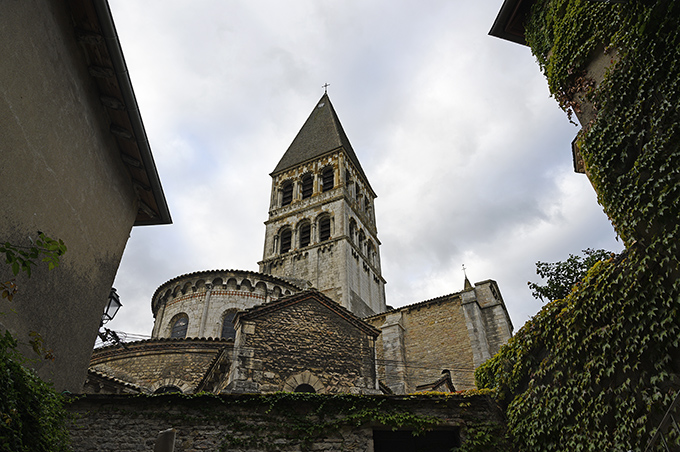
[226, 290, 380, 394]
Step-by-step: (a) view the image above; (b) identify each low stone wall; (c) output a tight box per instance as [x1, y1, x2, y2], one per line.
[67, 393, 505, 451]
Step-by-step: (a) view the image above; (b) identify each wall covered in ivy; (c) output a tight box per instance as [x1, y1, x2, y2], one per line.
[477, 0, 680, 450]
[67, 392, 506, 451]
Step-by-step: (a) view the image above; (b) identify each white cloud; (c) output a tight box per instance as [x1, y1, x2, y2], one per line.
[107, 0, 622, 337]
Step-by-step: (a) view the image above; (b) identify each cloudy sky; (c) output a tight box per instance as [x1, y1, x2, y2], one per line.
[104, 0, 622, 341]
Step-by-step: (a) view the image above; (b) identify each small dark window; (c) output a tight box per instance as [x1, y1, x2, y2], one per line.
[367, 241, 375, 262]
[373, 429, 460, 452]
[349, 219, 357, 242]
[319, 217, 331, 242]
[154, 386, 182, 394]
[221, 312, 236, 339]
[280, 228, 292, 253]
[294, 384, 316, 393]
[322, 167, 334, 192]
[281, 182, 293, 206]
[299, 223, 311, 247]
[301, 174, 313, 199]
[171, 315, 188, 338]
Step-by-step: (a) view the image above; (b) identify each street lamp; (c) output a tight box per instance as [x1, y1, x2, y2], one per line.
[98, 288, 124, 347]
[101, 288, 122, 325]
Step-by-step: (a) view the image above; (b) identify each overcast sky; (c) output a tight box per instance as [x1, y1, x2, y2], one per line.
[104, 0, 622, 340]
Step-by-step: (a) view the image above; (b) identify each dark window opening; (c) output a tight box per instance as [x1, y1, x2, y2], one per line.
[171, 316, 188, 338]
[221, 312, 236, 339]
[281, 182, 293, 206]
[358, 230, 365, 253]
[322, 168, 334, 192]
[301, 174, 313, 199]
[154, 386, 182, 394]
[299, 223, 311, 247]
[319, 217, 331, 242]
[294, 384, 316, 393]
[373, 429, 460, 452]
[280, 228, 292, 253]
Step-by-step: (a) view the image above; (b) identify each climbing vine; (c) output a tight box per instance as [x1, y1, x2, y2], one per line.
[1, 233, 71, 451]
[0, 332, 71, 452]
[477, 0, 680, 451]
[93, 392, 446, 451]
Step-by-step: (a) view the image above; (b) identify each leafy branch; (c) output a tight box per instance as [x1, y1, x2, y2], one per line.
[527, 248, 614, 302]
[1, 231, 67, 278]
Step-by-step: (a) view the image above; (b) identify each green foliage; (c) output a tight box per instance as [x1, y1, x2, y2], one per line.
[1, 232, 67, 278]
[455, 422, 510, 452]
[130, 392, 445, 451]
[528, 248, 614, 302]
[477, 0, 680, 450]
[0, 331, 71, 452]
[0, 232, 69, 450]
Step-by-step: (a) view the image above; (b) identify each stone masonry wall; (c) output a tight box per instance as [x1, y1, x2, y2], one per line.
[89, 339, 229, 393]
[151, 271, 301, 339]
[367, 295, 477, 392]
[230, 298, 377, 393]
[67, 393, 506, 452]
[260, 150, 386, 317]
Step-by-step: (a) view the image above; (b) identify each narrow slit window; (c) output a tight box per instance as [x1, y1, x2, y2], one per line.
[221, 311, 237, 339]
[301, 174, 313, 199]
[319, 217, 331, 242]
[322, 167, 334, 192]
[299, 223, 311, 247]
[281, 182, 293, 206]
[280, 228, 292, 253]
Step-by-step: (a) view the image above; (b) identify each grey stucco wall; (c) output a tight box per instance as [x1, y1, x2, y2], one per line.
[0, 0, 138, 391]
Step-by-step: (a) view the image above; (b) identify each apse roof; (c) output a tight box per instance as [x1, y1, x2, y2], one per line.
[271, 93, 373, 193]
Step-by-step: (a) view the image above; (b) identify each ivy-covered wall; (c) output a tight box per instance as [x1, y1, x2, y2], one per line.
[67, 392, 506, 451]
[478, 0, 680, 450]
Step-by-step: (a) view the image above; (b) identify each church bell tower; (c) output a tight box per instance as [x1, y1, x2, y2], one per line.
[258, 93, 386, 317]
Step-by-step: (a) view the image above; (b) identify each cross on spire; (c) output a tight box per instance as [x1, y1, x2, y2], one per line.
[322, 83, 330, 93]
[463, 264, 472, 290]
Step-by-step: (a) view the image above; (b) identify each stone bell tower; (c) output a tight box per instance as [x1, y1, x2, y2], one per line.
[258, 93, 386, 317]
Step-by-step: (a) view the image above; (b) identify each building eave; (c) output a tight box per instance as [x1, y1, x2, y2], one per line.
[489, 0, 535, 46]
[68, 0, 172, 226]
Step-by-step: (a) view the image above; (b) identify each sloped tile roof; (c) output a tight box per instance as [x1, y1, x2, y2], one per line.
[272, 94, 372, 192]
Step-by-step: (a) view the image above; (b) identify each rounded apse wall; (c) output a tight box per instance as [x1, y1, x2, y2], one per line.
[150, 270, 303, 339]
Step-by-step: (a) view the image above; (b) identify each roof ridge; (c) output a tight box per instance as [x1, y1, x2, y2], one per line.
[238, 289, 380, 337]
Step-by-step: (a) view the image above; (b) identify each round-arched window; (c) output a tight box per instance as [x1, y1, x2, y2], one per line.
[301, 174, 313, 199]
[321, 167, 334, 192]
[170, 315, 188, 338]
[281, 181, 293, 206]
[280, 227, 292, 254]
[294, 384, 316, 393]
[299, 222, 311, 248]
[319, 215, 331, 242]
[221, 311, 237, 340]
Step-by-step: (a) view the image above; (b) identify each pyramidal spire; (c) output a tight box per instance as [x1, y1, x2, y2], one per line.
[272, 94, 370, 189]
